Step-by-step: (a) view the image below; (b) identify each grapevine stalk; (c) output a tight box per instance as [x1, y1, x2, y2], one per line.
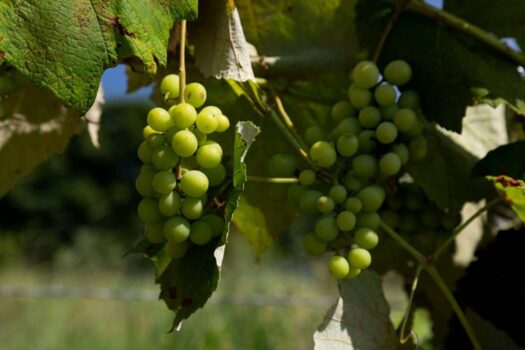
[247, 176, 299, 184]
[373, 0, 409, 63]
[399, 265, 422, 345]
[179, 20, 187, 104]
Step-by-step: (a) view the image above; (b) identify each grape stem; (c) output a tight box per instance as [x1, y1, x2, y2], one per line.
[178, 20, 187, 104]
[247, 176, 299, 184]
[399, 265, 422, 346]
[373, 0, 409, 64]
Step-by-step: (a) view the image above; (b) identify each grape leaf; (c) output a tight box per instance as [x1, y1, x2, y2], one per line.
[466, 309, 524, 350]
[473, 142, 525, 179]
[487, 176, 525, 222]
[314, 271, 399, 350]
[0, 0, 197, 114]
[355, 0, 525, 132]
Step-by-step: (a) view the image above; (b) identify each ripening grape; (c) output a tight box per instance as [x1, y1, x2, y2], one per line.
[333, 118, 362, 139]
[152, 171, 177, 194]
[399, 90, 420, 109]
[358, 185, 385, 212]
[379, 152, 402, 176]
[268, 154, 298, 177]
[216, 115, 230, 132]
[329, 185, 347, 204]
[169, 103, 197, 129]
[346, 268, 362, 279]
[356, 212, 381, 230]
[328, 256, 350, 279]
[376, 122, 398, 144]
[348, 248, 372, 269]
[143, 125, 158, 139]
[196, 110, 218, 134]
[165, 241, 188, 259]
[380, 104, 400, 120]
[336, 211, 356, 231]
[180, 170, 209, 198]
[202, 164, 227, 187]
[137, 141, 153, 163]
[348, 84, 372, 108]
[315, 216, 339, 241]
[332, 101, 356, 121]
[354, 228, 379, 250]
[344, 173, 366, 192]
[357, 130, 377, 154]
[135, 168, 155, 197]
[299, 169, 316, 186]
[317, 196, 335, 214]
[384, 60, 412, 86]
[202, 214, 224, 237]
[190, 221, 213, 245]
[393, 108, 416, 133]
[345, 197, 362, 213]
[138, 198, 162, 223]
[287, 184, 307, 204]
[410, 136, 428, 160]
[196, 141, 223, 169]
[171, 130, 199, 157]
[152, 145, 180, 170]
[310, 141, 337, 168]
[159, 191, 181, 216]
[359, 106, 381, 128]
[164, 216, 191, 243]
[147, 134, 166, 148]
[181, 197, 204, 220]
[145, 222, 165, 243]
[337, 133, 359, 157]
[160, 74, 180, 102]
[391, 143, 410, 165]
[353, 60, 380, 88]
[305, 126, 326, 145]
[147, 107, 173, 132]
[184, 83, 207, 108]
[374, 83, 397, 106]
[352, 154, 378, 179]
[303, 233, 328, 256]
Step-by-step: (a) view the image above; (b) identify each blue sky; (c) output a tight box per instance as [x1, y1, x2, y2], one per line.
[101, 64, 153, 102]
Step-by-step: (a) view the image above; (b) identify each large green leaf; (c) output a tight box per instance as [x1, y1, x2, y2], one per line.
[487, 176, 525, 222]
[466, 309, 524, 350]
[473, 142, 525, 179]
[355, 0, 525, 131]
[0, 0, 197, 114]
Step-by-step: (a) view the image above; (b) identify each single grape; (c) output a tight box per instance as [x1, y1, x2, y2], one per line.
[184, 82, 207, 108]
[180, 170, 209, 198]
[152, 144, 180, 170]
[137, 141, 153, 163]
[348, 84, 372, 108]
[164, 216, 191, 243]
[143, 125, 158, 139]
[337, 133, 359, 157]
[216, 115, 230, 133]
[202, 164, 227, 187]
[299, 169, 316, 186]
[337, 211, 356, 231]
[196, 110, 218, 134]
[160, 74, 180, 102]
[158, 191, 181, 216]
[152, 171, 177, 194]
[374, 83, 397, 106]
[398, 90, 420, 109]
[346, 268, 362, 279]
[268, 154, 298, 177]
[353, 60, 380, 88]
[135, 169, 155, 197]
[379, 152, 402, 176]
[305, 126, 326, 145]
[310, 141, 337, 168]
[196, 141, 223, 169]
[348, 248, 372, 269]
[352, 154, 378, 179]
[303, 233, 328, 256]
[344, 173, 365, 192]
[391, 143, 410, 165]
[287, 184, 307, 205]
[345, 197, 363, 213]
[190, 221, 213, 245]
[328, 256, 350, 279]
[376, 122, 398, 144]
[147, 133, 166, 148]
[410, 136, 428, 160]
[359, 106, 381, 128]
[191, 127, 208, 145]
[380, 209, 400, 229]
[329, 185, 347, 204]
[357, 130, 377, 153]
[380, 104, 400, 120]
[202, 214, 224, 237]
[181, 197, 204, 220]
[333, 117, 362, 140]
[315, 216, 339, 241]
[358, 185, 385, 212]
[169, 103, 197, 129]
[393, 108, 416, 133]
[145, 222, 165, 243]
[299, 190, 323, 214]
[200, 106, 222, 118]
[165, 126, 181, 142]
[165, 241, 188, 259]
[406, 119, 424, 137]
[147, 107, 173, 132]
[138, 198, 162, 223]
[356, 212, 381, 230]
[171, 129, 198, 157]
[354, 228, 379, 250]
[384, 60, 412, 86]
[317, 196, 335, 214]
[332, 101, 356, 121]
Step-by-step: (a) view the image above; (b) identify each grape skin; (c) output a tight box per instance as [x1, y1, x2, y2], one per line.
[352, 154, 378, 179]
[348, 248, 372, 269]
[336, 211, 356, 231]
[147, 107, 173, 132]
[353, 60, 380, 88]
[328, 256, 350, 279]
[336, 133, 359, 157]
[196, 141, 223, 169]
[354, 228, 379, 250]
[303, 233, 327, 256]
[164, 216, 191, 243]
[184, 83, 207, 108]
[310, 141, 337, 168]
[315, 216, 339, 241]
[180, 170, 209, 198]
[169, 103, 197, 129]
[374, 83, 397, 106]
[348, 85, 372, 108]
[379, 152, 402, 176]
[138, 198, 162, 223]
[190, 221, 213, 245]
[375, 122, 398, 144]
[384, 60, 412, 86]
[171, 130, 199, 158]
[331, 101, 356, 121]
[165, 241, 187, 259]
[359, 106, 381, 128]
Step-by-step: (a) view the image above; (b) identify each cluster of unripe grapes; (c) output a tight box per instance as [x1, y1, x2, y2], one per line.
[136, 74, 230, 259]
[273, 59, 431, 280]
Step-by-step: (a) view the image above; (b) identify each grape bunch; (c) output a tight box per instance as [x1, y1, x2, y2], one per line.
[280, 59, 430, 279]
[136, 74, 230, 259]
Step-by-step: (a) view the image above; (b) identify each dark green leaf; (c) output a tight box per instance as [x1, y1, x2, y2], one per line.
[467, 309, 524, 350]
[473, 141, 525, 179]
[487, 176, 525, 222]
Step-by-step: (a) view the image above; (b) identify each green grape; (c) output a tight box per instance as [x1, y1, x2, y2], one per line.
[202, 164, 226, 187]
[384, 60, 412, 86]
[348, 84, 372, 109]
[391, 143, 410, 165]
[147, 107, 173, 132]
[135, 169, 155, 197]
[168, 103, 197, 129]
[165, 126, 181, 142]
[138, 198, 162, 223]
[196, 110, 218, 134]
[348, 248, 372, 269]
[196, 141, 223, 169]
[160, 74, 180, 102]
[354, 228, 379, 250]
[328, 256, 350, 279]
[406, 119, 424, 137]
[353, 60, 380, 88]
[329, 185, 347, 204]
[344, 173, 365, 192]
[145, 222, 165, 243]
[152, 171, 176, 194]
[356, 212, 381, 230]
[398, 90, 420, 109]
[357, 130, 377, 154]
[200, 106, 222, 118]
[380, 104, 400, 120]
[268, 154, 298, 177]
[315, 216, 339, 241]
[171, 130, 198, 157]
[191, 127, 208, 145]
[310, 141, 337, 168]
[299, 190, 323, 214]
[399, 213, 419, 233]
[165, 241, 188, 259]
[345, 197, 362, 213]
[358, 185, 385, 212]
[181, 197, 204, 220]
[164, 216, 191, 243]
[346, 267, 362, 279]
[184, 82, 207, 108]
[287, 184, 307, 204]
[421, 209, 442, 229]
[152, 144, 179, 170]
[331, 101, 356, 121]
[299, 169, 316, 186]
[143, 125, 158, 139]
[305, 126, 326, 145]
[374, 83, 397, 106]
[137, 141, 153, 163]
[379, 152, 402, 176]
[336, 211, 356, 231]
[359, 106, 381, 128]
[393, 108, 416, 133]
[190, 221, 213, 245]
[216, 115, 230, 133]
[380, 209, 400, 229]
[317, 196, 335, 214]
[336, 133, 359, 157]
[147, 133, 166, 148]
[158, 191, 181, 216]
[180, 170, 209, 198]
[376, 122, 398, 144]
[303, 233, 327, 256]
[410, 136, 428, 160]
[202, 214, 224, 237]
[333, 117, 362, 140]
[441, 212, 461, 230]
[352, 154, 378, 179]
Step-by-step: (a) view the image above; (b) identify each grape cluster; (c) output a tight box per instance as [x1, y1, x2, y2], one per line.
[136, 74, 230, 259]
[282, 60, 430, 279]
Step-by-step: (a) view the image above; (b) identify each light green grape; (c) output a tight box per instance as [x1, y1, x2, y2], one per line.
[165, 241, 188, 259]
[333, 118, 362, 140]
[152, 171, 177, 194]
[344, 173, 366, 192]
[180, 170, 209, 198]
[379, 152, 402, 176]
[353, 60, 380, 88]
[171, 130, 198, 157]
[268, 154, 298, 177]
[146, 133, 166, 148]
[138, 198, 162, 223]
[393, 108, 416, 132]
[303, 233, 327, 256]
[328, 256, 350, 279]
[135, 168, 155, 197]
[337, 133, 359, 157]
[137, 141, 153, 163]
[145, 222, 165, 243]
[380, 104, 400, 120]
[348, 84, 372, 108]
[184, 82, 207, 108]
[147, 107, 173, 132]
[196, 141, 223, 169]
[348, 248, 372, 269]
[165, 126, 181, 143]
[299, 190, 323, 214]
[346, 268, 362, 279]
[356, 212, 381, 230]
[169, 103, 197, 129]
[398, 90, 420, 109]
[299, 169, 316, 186]
[358, 185, 385, 212]
[190, 221, 213, 245]
[158, 191, 181, 216]
[143, 125, 158, 139]
[376, 122, 398, 144]
[191, 127, 208, 145]
[181, 197, 204, 220]
[391, 143, 410, 165]
[410, 136, 428, 160]
[216, 115, 230, 132]
[358, 106, 381, 128]
[152, 145, 179, 170]
[354, 228, 379, 250]
[315, 216, 339, 242]
[357, 130, 377, 154]
[374, 83, 397, 106]
[160, 74, 180, 102]
[317, 196, 335, 214]
[310, 141, 337, 168]
[331, 101, 356, 121]
[202, 164, 226, 187]
[196, 111, 218, 134]
[305, 126, 326, 145]
[384, 60, 412, 86]
[345, 197, 362, 213]
[200, 106, 222, 118]
[329, 184, 347, 204]
[164, 216, 191, 243]
[352, 154, 378, 179]
[202, 214, 224, 237]
[336, 211, 356, 231]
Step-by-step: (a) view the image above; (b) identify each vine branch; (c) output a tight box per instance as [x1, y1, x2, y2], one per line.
[178, 20, 187, 104]
[373, 0, 409, 63]
[247, 176, 299, 184]
[399, 265, 422, 345]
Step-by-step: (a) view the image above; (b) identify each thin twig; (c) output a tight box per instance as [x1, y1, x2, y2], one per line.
[399, 265, 422, 344]
[178, 20, 187, 104]
[247, 176, 299, 184]
[373, 0, 409, 63]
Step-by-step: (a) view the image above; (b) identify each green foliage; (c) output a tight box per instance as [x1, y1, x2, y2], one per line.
[488, 176, 525, 222]
[473, 142, 525, 179]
